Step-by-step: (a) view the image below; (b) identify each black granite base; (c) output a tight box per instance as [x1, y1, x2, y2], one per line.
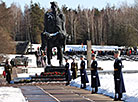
[44, 66, 66, 73]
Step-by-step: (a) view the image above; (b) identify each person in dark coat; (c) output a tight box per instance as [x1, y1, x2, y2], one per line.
[4, 59, 12, 84]
[91, 54, 100, 94]
[71, 58, 78, 79]
[65, 58, 71, 85]
[114, 50, 126, 101]
[80, 56, 89, 89]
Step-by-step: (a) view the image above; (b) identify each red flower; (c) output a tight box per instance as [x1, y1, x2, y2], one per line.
[58, 72, 61, 75]
[55, 72, 58, 75]
[62, 72, 65, 75]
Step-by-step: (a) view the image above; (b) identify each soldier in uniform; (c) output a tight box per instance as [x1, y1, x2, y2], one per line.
[114, 50, 126, 101]
[91, 54, 100, 94]
[65, 58, 71, 85]
[71, 58, 78, 79]
[4, 59, 12, 84]
[80, 56, 89, 89]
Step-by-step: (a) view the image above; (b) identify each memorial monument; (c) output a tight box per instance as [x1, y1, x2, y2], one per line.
[40, 1, 67, 81]
[41, 1, 66, 66]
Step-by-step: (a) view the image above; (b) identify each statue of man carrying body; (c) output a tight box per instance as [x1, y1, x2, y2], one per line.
[41, 1, 66, 66]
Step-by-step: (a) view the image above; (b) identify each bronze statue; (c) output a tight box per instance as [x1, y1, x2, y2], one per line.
[41, 1, 66, 66]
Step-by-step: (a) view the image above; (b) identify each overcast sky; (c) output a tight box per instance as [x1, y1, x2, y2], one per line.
[2, 0, 135, 11]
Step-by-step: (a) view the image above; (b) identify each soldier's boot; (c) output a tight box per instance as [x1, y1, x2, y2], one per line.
[95, 87, 98, 93]
[66, 81, 70, 86]
[83, 83, 86, 89]
[80, 84, 83, 89]
[91, 89, 95, 94]
[118, 93, 123, 101]
[114, 94, 118, 101]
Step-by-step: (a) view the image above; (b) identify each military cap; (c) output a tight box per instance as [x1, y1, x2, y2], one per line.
[114, 50, 120, 54]
[91, 54, 96, 57]
[65, 57, 68, 60]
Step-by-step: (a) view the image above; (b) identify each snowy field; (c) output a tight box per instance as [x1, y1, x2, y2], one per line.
[0, 87, 27, 102]
[98, 60, 138, 71]
[70, 73, 138, 102]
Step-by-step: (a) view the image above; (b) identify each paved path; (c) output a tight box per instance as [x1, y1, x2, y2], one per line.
[20, 84, 114, 102]
[20, 86, 58, 102]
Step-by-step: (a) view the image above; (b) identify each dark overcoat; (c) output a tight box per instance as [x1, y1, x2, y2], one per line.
[65, 62, 71, 81]
[114, 58, 126, 93]
[5, 64, 12, 83]
[80, 60, 89, 84]
[91, 60, 100, 88]
[71, 62, 78, 79]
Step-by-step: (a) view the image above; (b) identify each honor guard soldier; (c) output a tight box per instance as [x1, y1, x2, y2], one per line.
[71, 58, 78, 79]
[4, 59, 12, 84]
[80, 56, 89, 89]
[91, 54, 100, 94]
[114, 50, 126, 101]
[65, 58, 71, 85]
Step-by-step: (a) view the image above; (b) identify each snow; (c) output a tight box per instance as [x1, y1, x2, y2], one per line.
[70, 73, 138, 102]
[0, 87, 28, 102]
[17, 68, 44, 77]
[98, 60, 138, 71]
[0, 67, 4, 74]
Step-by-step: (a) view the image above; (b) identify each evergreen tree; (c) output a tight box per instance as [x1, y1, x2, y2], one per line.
[30, 2, 44, 43]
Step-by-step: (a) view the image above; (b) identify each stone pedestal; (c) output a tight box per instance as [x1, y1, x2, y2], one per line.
[45, 66, 65, 73]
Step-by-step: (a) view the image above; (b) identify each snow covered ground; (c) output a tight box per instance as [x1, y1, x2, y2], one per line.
[98, 60, 138, 71]
[17, 68, 44, 77]
[0, 67, 4, 74]
[0, 87, 27, 102]
[70, 73, 138, 102]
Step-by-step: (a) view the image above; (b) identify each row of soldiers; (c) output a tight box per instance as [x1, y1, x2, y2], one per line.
[65, 50, 126, 101]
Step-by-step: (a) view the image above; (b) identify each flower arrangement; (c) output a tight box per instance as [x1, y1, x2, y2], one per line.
[40, 72, 65, 77]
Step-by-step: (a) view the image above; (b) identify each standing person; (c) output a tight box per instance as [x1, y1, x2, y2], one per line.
[4, 59, 12, 84]
[71, 58, 78, 79]
[114, 50, 126, 101]
[41, 52, 46, 67]
[37, 47, 42, 67]
[80, 56, 89, 89]
[91, 54, 100, 94]
[65, 58, 71, 85]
